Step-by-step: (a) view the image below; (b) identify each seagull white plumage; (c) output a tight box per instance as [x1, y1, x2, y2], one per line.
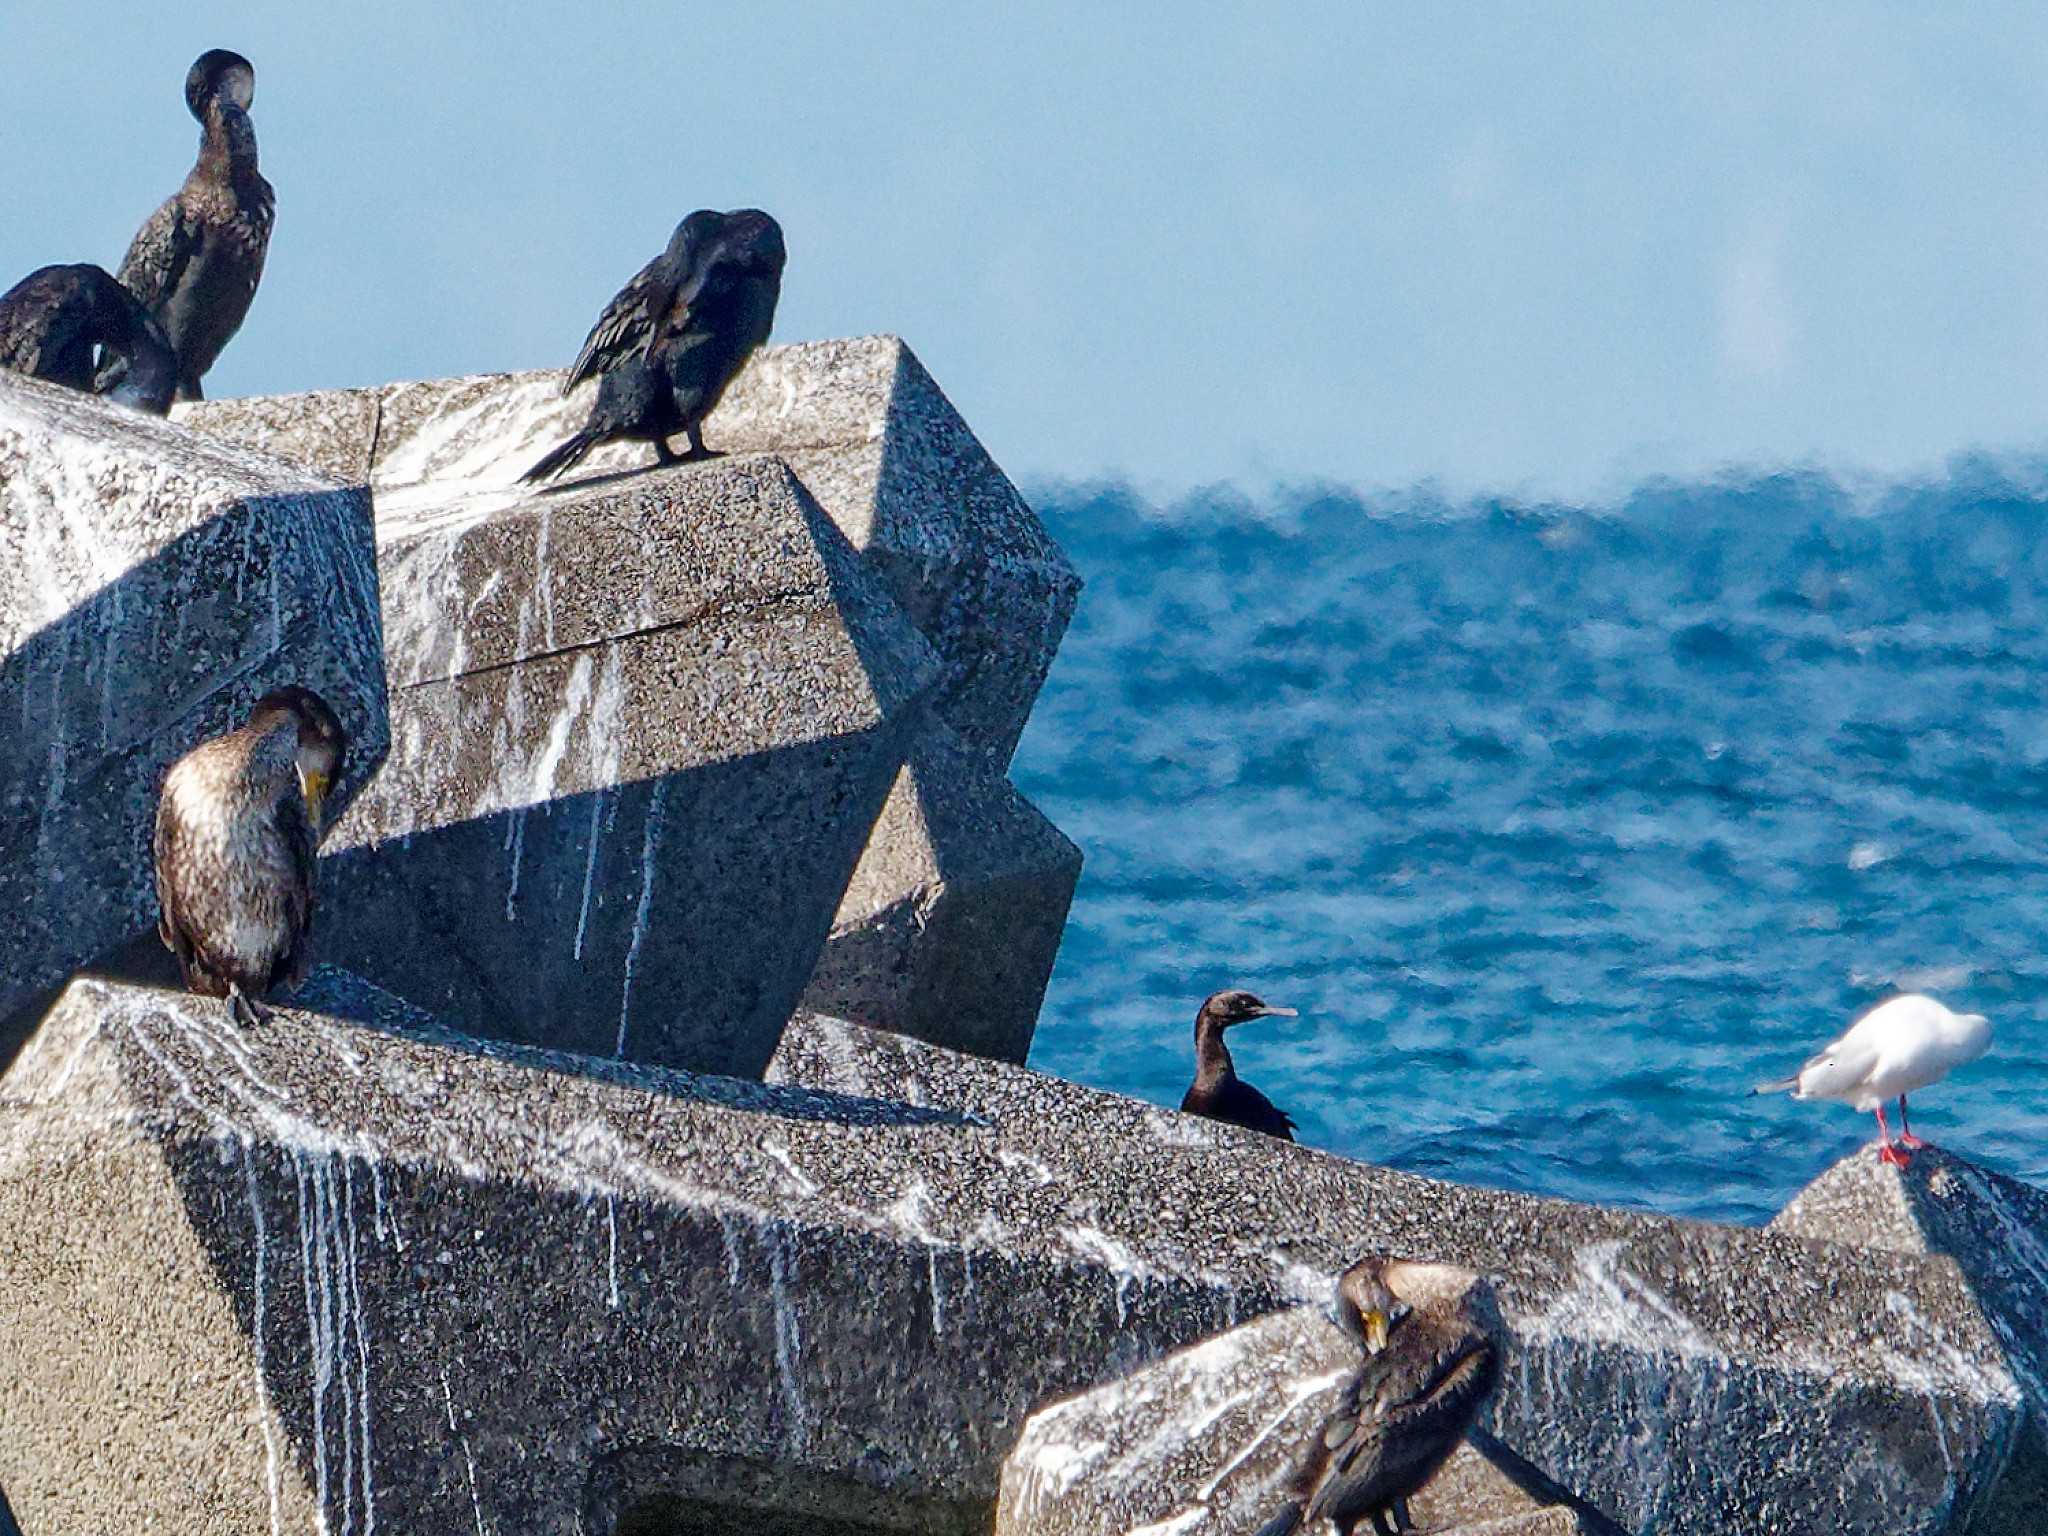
[1753, 993, 1991, 1167]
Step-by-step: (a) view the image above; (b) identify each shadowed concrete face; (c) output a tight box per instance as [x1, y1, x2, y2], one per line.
[315, 454, 941, 1077]
[0, 368, 387, 1033]
[0, 976, 1255, 1535]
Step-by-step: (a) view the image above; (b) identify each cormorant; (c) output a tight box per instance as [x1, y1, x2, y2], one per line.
[102, 49, 274, 402]
[1255, 1257, 1499, 1536]
[524, 208, 786, 482]
[523, 352, 679, 485]
[0, 263, 177, 412]
[154, 686, 346, 1027]
[1752, 992, 1992, 1167]
[1180, 989, 1299, 1140]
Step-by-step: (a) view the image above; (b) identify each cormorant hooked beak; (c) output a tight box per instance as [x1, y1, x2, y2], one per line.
[298, 767, 330, 833]
[1253, 1004, 1298, 1019]
[1360, 1306, 1392, 1354]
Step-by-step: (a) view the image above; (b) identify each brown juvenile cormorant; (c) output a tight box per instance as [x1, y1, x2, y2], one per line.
[102, 49, 274, 402]
[154, 686, 346, 1027]
[0, 263, 177, 413]
[524, 208, 787, 482]
[1255, 1258, 1500, 1536]
[1180, 989, 1299, 1139]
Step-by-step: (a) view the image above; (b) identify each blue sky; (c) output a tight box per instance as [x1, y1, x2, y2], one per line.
[7, 5, 2048, 499]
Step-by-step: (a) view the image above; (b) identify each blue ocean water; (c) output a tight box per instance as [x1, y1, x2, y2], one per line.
[1011, 464, 2048, 1225]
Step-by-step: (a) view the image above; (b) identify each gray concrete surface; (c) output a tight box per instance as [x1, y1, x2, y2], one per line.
[0, 985, 2028, 1534]
[176, 339, 1081, 1068]
[0, 976, 1254, 1534]
[799, 724, 1081, 1063]
[177, 334, 1079, 770]
[320, 453, 941, 1077]
[768, 1016, 2030, 1536]
[0, 368, 388, 1033]
[1772, 1145, 2048, 1533]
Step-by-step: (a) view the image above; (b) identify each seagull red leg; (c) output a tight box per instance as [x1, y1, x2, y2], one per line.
[1898, 1094, 1927, 1150]
[1874, 1103, 1912, 1167]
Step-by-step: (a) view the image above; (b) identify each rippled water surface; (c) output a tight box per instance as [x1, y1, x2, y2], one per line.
[1011, 467, 2048, 1223]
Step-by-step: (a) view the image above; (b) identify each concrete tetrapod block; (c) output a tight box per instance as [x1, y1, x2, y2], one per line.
[0, 370, 388, 1032]
[995, 1301, 1606, 1536]
[1770, 1146, 2048, 1532]
[315, 454, 941, 1078]
[6, 985, 2009, 1536]
[177, 334, 1081, 769]
[766, 1017, 2028, 1536]
[0, 975, 1270, 1536]
[798, 723, 1081, 1063]
[1455, 1517, 1587, 1536]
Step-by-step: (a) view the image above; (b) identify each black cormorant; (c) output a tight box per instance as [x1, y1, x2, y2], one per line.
[103, 49, 274, 402]
[522, 353, 680, 485]
[1180, 989, 1299, 1139]
[1255, 1257, 1500, 1536]
[154, 686, 346, 1027]
[524, 208, 786, 482]
[0, 263, 177, 413]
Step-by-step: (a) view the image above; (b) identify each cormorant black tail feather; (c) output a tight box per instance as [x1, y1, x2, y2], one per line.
[1253, 1505, 1304, 1536]
[521, 430, 600, 484]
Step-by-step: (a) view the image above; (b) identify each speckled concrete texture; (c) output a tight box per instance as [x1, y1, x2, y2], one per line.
[178, 335, 1080, 769]
[178, 339, 1081, 1067]
[768, 1016, 2028, 1536]
[0, 983, 2029, 1533]
[994, 1300, 1600, 1536]
[0, 1065, 324, 1535]
[799, 723, 1081, 1063]
[0, 974, 1262, 1534]
[318, 455, 941, 1078]
[175, 383, 383, 486]
[731, 338, 1081, 771]
[1455, 1514, 1592, 1536]
[1771, 1146, 2048, 1533]
[0, 369, 388, 1031]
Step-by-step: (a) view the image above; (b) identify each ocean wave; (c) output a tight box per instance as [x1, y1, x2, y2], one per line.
[1015, 472, 2048, 1222]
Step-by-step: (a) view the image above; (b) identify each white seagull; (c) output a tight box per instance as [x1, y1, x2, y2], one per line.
[1753, 993, 1991, 1166]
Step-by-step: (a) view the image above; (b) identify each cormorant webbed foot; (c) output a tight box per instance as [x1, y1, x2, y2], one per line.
[678, 425, 723, 463]
[227, 987, 273, 1030]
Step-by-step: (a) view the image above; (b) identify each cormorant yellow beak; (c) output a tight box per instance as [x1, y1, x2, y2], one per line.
[1362, 1308, 1390, 1354]
[299, 768, 330, 833]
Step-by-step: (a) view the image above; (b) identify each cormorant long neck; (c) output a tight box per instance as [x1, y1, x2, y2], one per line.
[1192, 1015, 1237, 1086]
[233, 715, 303, 808]
[197, 101, 260, 183]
